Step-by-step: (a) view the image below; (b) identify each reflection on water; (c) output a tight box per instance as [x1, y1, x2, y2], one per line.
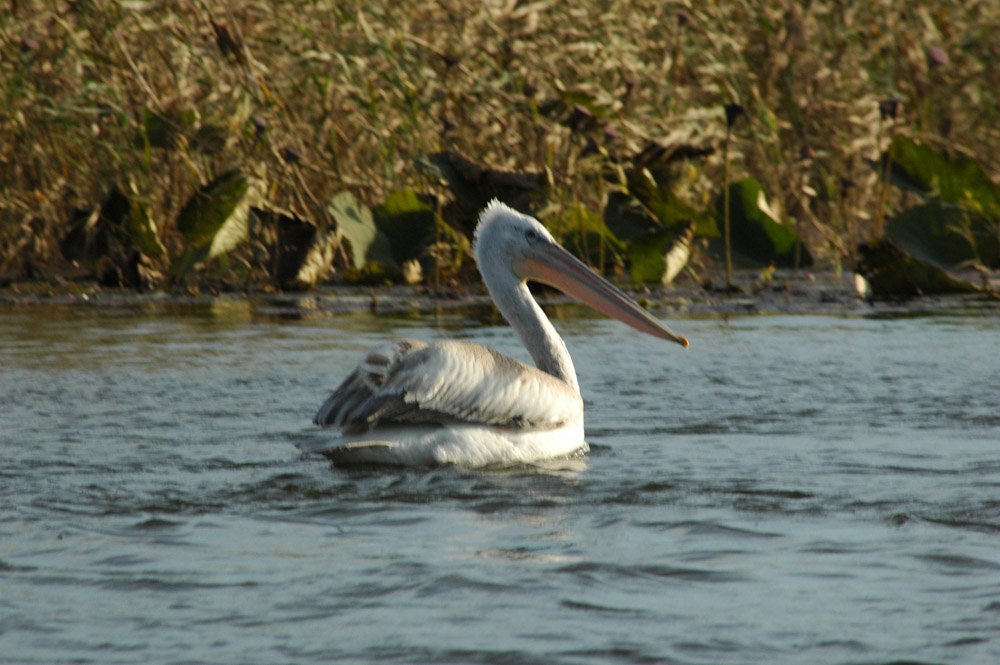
[2, 300, 999, 665]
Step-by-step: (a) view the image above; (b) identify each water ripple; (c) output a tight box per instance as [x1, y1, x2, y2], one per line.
[3, 307, 1000, 665]
[554, 561, 744, 584]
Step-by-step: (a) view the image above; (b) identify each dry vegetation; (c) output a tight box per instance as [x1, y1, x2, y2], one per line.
[2, 0, 998, 288]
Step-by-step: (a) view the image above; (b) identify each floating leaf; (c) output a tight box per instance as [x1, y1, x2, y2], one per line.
[857, 240, 981, 298]
[177, 171, 248, 247]
[710, 178, 812, 267]
[628, 229, 674, 284]
[886, 200, 1000, 269]
[883, 136, 1000, 217]
[372, 189, 436, 263]
[173, 170, 260, 275]
[328, 191, 398, 273]
[420, 151, 547, 213]
[628, 220, 695, 285]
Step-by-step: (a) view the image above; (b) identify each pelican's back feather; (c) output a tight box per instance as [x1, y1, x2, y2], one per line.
[314, 339, 581, 434]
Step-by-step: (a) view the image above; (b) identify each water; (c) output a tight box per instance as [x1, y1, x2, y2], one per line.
[2, 298, 999, 664]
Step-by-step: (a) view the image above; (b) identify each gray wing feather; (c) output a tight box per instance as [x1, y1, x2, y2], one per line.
[314, 339, 580, 433]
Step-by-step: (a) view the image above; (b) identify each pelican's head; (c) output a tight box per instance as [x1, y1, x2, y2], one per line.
[473, 200, 689, 348]
[473, 200, 556, 276]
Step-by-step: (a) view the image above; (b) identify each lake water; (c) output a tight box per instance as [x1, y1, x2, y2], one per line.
[2, 296, 999, 664]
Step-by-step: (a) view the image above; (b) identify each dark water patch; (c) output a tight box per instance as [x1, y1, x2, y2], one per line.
[887, 512, 912, 526]
[593, 421, 779, 436]
[118, 496, 228, 516]
[0, 613, 62, 635]
[635, 519, 783, 539]
[100, 575, 261, 592]
[967, 413, 1000, 428]
[560, 645, 688, 665]
[27, 570, 262, 593]
[860, 662, 951, 665]
[471, 497, 564, 514]
[181, 457, 283, 472]
[0, 559, 38, 573]
[921, 514, 1000, 535]
[554, 561, 743, 584]
[477, 545, 577, 564]
[232, 609, 345, 629]
[695, 483, 825, 515]
[879, 464, 964, 477]
[559, 599, 649, 617]
[813, 638, 870, 652]
[916, 553, 1000, 573]
[374, 646, 557, 665]
[128, 517, 185, 531]
[415, 572, 520, 598]
[944, 636, 989, 647]
[354, 513, 431, 528]
[333, 578, 424, 602]
[674, 637, 770, 658]
[602, 481, 683, 506]
[287, 502, 400, 522]
[911, 497, 1000, 534]
[212, 474, 347, 505]
[91, 554, 155, 567]
[726, 487, 815, 500]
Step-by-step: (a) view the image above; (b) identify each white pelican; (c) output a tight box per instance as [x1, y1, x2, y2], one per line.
[301, 200, 689, 467]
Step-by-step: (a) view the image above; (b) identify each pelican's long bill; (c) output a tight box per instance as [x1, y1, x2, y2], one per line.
[522, 240, 690, 348]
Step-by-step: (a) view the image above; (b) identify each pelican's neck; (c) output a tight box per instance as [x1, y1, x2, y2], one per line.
[483, 267, 580, 394]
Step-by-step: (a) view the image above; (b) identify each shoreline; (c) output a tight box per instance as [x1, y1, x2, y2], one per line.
[4, 270, 998, 320]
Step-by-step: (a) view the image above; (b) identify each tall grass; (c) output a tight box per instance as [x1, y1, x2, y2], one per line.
[2, 0, 997, 282]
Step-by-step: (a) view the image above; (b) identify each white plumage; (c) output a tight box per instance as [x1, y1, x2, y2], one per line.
[301, 200, 688, 467]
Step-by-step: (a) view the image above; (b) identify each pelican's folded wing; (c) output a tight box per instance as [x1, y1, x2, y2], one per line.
[314, 339, 581, 433]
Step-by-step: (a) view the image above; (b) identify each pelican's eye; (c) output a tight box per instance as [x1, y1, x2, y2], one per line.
[525, 228, 542, 243]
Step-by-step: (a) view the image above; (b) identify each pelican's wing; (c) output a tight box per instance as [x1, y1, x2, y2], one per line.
[314, 339, 581, 433]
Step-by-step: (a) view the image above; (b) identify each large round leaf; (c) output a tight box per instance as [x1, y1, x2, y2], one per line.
[372, 189, 436, 263]
[328, 191, 398, 273]
[176, 170, 250, 250]
[710, 178, 812, 267]
[857, 240, 981, 297]
[886, 137, 1000, 218]
[886, 200, 1000, 269]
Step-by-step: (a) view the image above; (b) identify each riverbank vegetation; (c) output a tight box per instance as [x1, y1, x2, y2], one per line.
[2, 1, 998, 297]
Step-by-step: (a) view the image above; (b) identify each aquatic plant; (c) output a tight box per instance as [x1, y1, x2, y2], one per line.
[2, 1, 997, 293]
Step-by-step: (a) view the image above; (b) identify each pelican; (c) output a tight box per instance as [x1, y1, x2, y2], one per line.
[300, 200, 689, 467]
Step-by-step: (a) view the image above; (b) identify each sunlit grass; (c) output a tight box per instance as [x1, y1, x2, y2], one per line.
[1, 0, 997, 284]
